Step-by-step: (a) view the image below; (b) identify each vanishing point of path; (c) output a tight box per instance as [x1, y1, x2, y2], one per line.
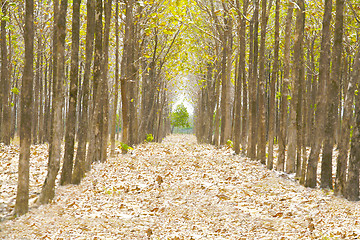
[1, 135, 359, 239]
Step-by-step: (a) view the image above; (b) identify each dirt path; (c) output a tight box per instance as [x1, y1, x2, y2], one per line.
[1, 135, 359, 239]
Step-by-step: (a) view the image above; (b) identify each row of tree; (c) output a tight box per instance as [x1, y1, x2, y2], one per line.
[1, 0, 359, 217]
[192, 0, 360, 201]
[0, 0, 191, 216]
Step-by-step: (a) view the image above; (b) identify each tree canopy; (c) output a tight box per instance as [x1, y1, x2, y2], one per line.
[170, 103, 190, 131]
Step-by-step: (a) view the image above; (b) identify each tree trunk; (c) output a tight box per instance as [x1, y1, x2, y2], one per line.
[257, 0, 268, 165]
[60, 0, 81, 185]
[346, 49, 360, 201]
[240, 1, 248, 150]
[110, 0, 120, 157]
[220, 13, 232, 146]
[1, 0, 11, 145]
[305, 0, 332, 188]
[320, 0, 344, 190]
[294, 0, 305, 177]
[248, 0, 259, 159]
[32, 36, 41, 145]
[14, 0, 34, 216]
[278, 2, 293, 172]
[92, 0, 104, 163]
[267, 0, 280, 169]
[100, 0, 112, 162]
[39, 0, 67, 204]
[72, 0, 95, 184]
[335, 47, 359, 196]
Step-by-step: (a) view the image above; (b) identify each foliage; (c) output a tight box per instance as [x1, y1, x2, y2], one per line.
[170, 103, 190, 129]
[145, 134, 154, 142]
[119, 142, 133, 154]
[226, 139, 233, 149]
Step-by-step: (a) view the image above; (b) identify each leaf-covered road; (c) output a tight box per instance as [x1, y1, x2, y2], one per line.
[1, 135, 359, 239]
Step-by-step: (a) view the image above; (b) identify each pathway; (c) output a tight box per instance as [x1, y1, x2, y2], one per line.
[1, 135, 359, 239]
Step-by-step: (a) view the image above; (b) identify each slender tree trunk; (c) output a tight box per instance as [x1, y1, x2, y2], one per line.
[1, 0, 11, 145]
[100, 0, 112, 162]
[39, 0, 67, 204]
[287, 0, 303, 175]
[335, 47, 359, 196]
[278, 2, 293, 172]
[267, 0, 280, 169]
[92, 0, 104, 163]
[32, 36, 41, 145]
[305, 0, 332, 188]
[121, 0, 135, 145]
[60, 0, 81, 185]
[257, 0, 268, 164]
[220, 14, 232, 146]
[346, 50, 360, 201]
[15, 0, 34, 216]
[234, 55, 242, 153]
[74, 0, 95, 182]
[294, 0, 305, 177]
[110, 0, 120, 157]
[240, 1, 248, 150]
[38, 43, 44, 143]
[320, 0, 344, 190]
[248, 0, 259, 159]
[213, 79, 221, 146]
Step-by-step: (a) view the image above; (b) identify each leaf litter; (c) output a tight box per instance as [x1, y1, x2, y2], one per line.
[0, 135, 359, 239]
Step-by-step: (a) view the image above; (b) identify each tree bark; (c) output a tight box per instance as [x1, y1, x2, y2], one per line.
[92, 0, 104, 163]
[15, 0, 34, 215]
[248, 0, 259, 159]
[220, 12, 232, 146]
[257, 0, 268, 164]
[294, 0, 305, 177]
[60, 0, 81, 185]
[39, 0, 67, 204]
[73, 0, 95, 184]
[99, 0, 112, 162]
[110, 0, 120, 157]
[335, 47, 359, 196]
[278, 2, 293, 172]
[305, 0, 332, 188]
[320, 0, 344, 190]
[346, 49, 360, 201]
[267, 0, 280, 169]
[1, 0, 11, 145]
[240, 1, 248, 150]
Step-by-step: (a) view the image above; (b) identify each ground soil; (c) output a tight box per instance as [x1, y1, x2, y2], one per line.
[1, 135, 359, 239]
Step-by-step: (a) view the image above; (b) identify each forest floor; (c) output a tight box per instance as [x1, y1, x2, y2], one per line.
[1, 135, 360, 239]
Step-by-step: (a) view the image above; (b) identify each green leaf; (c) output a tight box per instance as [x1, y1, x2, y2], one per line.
[11, 87, 19, 95]
[1, 16, 10, 22]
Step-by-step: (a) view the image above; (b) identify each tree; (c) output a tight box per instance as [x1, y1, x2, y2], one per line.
[257, 0, 269, 165]
[248, 0, 259, 159]
[1, 0, 11, 145]
[267, 0, 280, 169]
[305, 0, 332, 188]
[320, 0, 344, 190]
[15, 0, 34, 216]
[72, 0, 95, 183]
[60, 0, 81, 185]
[346, 46, 360, 201]
[110, 0, 120, 157]
[39, 0, 68, 204]
[335, 46, 360, 196]
[278, 1, 293, 172]
[171, 103, 190, 133]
